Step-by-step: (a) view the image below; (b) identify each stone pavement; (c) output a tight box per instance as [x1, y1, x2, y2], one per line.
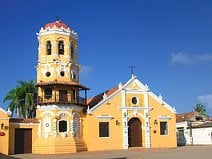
[1, 145, 212, 159]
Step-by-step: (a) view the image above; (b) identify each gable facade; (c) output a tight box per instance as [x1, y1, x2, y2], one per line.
[83, 75, 177, 151]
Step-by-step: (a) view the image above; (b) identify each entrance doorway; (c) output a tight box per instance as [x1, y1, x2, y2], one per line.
[128, 118, 142, 147]
[15, 128, 32, 154]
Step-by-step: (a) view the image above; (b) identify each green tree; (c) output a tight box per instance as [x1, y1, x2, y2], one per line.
[3, 80, 37, 118]
[3, 87, 23, 117]
[193, 103, 207, 116]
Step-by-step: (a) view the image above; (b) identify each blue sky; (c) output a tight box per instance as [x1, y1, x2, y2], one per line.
[1, 0, 212, 115]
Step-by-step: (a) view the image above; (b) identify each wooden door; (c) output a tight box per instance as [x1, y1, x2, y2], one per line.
[15, 128, 32, 154]
[128, 118, 142, 147]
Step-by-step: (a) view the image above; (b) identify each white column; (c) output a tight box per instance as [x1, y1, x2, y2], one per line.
[144, 91, 151, 148]
[121, 89, 128, 149]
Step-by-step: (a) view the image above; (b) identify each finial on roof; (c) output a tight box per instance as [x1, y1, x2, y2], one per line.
[103, 93, 107, 100]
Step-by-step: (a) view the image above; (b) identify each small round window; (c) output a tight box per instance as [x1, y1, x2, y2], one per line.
[60, 71, 65, 77]
[132, 97, 138, 105]
[46, 72, 51, 77]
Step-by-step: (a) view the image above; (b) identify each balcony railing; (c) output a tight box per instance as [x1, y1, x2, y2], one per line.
[37, 94, 87, 106]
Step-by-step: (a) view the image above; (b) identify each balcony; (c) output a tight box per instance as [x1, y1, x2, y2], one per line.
[37, 94, 87, 106]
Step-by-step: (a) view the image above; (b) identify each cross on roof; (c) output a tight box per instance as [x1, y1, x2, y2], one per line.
[128, 65, 135, 76]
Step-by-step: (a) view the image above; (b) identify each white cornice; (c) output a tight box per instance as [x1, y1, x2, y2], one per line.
[148, 91, 176, 113]
[37, 29, 78, 41]
[37, 104, 83, 112]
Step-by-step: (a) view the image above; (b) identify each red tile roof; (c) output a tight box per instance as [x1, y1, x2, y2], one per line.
[9, 118, 39, 123]
[87, 86, 119, 108]
[176, 111, 199, 122]
[44, 20, 69, 29]
[36, 81, 89, 90]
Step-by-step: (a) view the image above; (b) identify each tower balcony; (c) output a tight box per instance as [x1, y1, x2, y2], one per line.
[37, 94, 87, 106]
[36, 81, 89, 107]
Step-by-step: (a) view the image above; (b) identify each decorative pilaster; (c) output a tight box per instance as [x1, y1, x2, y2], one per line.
[121, 89, 128, 149]
[53, 119, 57, 137]
[144, 91, 151, 148]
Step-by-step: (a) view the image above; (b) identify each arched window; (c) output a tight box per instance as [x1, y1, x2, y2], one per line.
[58, 40, 64, 55]
[73, 113, 80, 138]
[46, 41, 51, 55]
[71, 43, 74, 58]
[71, 68, 77, 80]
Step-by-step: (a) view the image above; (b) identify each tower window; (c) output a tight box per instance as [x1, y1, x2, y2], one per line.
[59, 90, 68, 102]
[59, 120, 67, 132]
[46, 41, 52, 55]
[71, 43, 74, 58]
[44, 88, 52, 99]
[58, 40, 64, 55]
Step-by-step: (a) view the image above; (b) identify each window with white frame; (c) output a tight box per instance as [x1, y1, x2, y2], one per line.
[99, 122, 109, 137]
[160, 121, 168, 135]
[59, 120, 67, 132]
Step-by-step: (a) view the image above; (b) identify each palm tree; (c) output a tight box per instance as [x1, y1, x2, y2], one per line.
[3, 87, 23, 117]
[193, 103, 207, 116]
[3, 80, 37, 118]
[17, 80, 37, 118]
[25, 92, 35, 118]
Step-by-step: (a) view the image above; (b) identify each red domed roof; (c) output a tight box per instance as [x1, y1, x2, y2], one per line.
[44, 20, 69, 29]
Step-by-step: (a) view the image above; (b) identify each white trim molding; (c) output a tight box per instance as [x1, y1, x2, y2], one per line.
[96, 115, 113, 120]
[158, 115, 172, 121]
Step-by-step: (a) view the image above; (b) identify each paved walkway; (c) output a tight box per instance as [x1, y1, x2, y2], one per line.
[1, 145, 212, 159]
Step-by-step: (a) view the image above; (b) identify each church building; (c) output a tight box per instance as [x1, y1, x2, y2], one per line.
[0, 20, 177, 155]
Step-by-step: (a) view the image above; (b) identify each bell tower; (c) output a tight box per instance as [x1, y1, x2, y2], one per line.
[34, 20, 89, 154]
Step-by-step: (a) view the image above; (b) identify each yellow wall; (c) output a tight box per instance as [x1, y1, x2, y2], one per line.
[84, 94, 123, 151]
[149, 96, 177, 148]
[0, 109, 10, 155]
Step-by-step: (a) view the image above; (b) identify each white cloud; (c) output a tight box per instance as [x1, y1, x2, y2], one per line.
[170, 52, 212, 65]
[197, 94, 212, 113]
[170, 52, 190, 65]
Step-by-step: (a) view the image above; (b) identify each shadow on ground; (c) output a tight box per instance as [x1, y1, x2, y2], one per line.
[0, 153, 20, 159]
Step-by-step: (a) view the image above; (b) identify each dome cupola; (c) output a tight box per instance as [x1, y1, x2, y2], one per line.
[44, 20, 69, 29]
[37, 20, 78, 40]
